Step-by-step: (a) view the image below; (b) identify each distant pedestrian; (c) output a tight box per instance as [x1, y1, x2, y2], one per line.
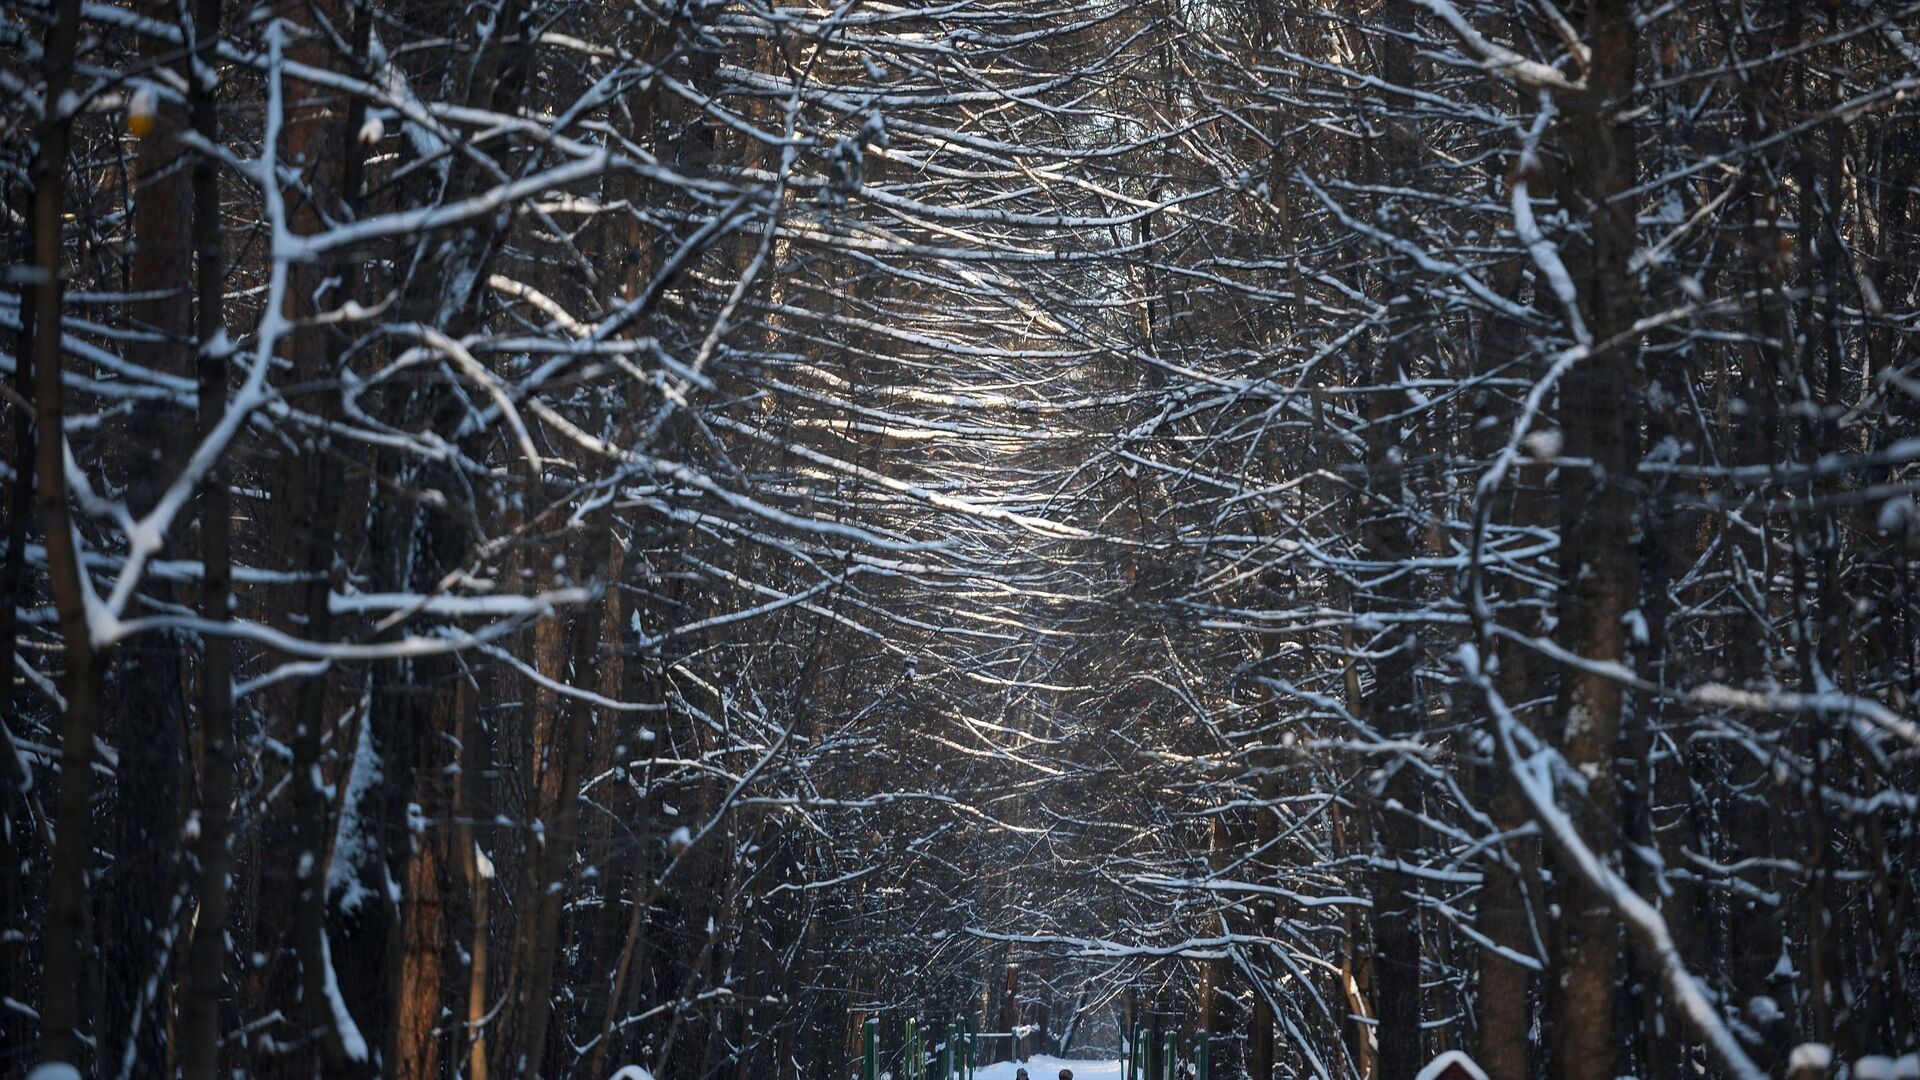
[1059, 1071, 1073, 1080]
[1016, 1070, 1028, 1080]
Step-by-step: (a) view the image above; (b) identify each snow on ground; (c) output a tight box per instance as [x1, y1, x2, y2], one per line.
[1414, 1052, 1488, 1080]
[974, 1055, 1124, 1080]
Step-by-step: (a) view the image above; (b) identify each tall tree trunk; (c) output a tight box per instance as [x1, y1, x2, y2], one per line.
[1360, 14, 1425, 1072]
[177, 0, 235, 1068]
[1195, 813, 1227, 1041]
[0, 165, 36, 1065]
[510, 519, 611, 1076]
[1359, 353, 1423, 1080]
[1550, 5, 1641, 1078]
[1475, 495, 1545, 1080]
[283, 3, 360, 1065]
[27, 0, 100, 1066]
[1246, 769, 1278, 1080]
[1472, 250, 1548, 1080]
[99, 8, 192, 1066]
[392, 835, 448, 1079]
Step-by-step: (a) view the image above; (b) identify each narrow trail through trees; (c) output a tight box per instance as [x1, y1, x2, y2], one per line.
[2, 1, 1917, 1078]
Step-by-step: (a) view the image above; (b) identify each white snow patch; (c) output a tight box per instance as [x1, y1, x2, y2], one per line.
[975, 1055, 1121, 1080]
[609, 1068, 655, 1080]
[328, 717, 383, 914]
[1771, 945, 1798, 980]
[1415, 1051, 1488, 1080]
[1623, 609, 1649, 647]
[28, 1066, 83, 1080]
[1787, 1044, 1832, 1073]
[1877, 496, 1917, 537]
[1521, 428, 1563, 461]
[127, 84, 159, 124]
[319, 931, 370, 1062]
[1856, 1057, 1899, 1080]
[1646, 434, 1684, 464]
[1565, 702, 1593, 742]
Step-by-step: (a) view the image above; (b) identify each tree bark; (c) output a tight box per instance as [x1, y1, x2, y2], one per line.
[1472, 241, 1548, 1080]
[27, 0, 100, 1066]
[176, 0, 235, 1069]
[1246, 769, 1278, 1080]
[282, 2, 361, 1065]
[1360, 13, 1425, 1072]
[1550, 4, 1641, 1078]
[100, 9, 192, 1065]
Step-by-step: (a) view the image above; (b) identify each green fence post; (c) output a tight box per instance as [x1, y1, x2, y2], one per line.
[865, 1018, 879, 1080]
[1124, 1025, 1134, 1080]
[964, 1016, 975, 1080]
[951, 1015, 964, 1080]
[1196, 1032, 1209, 1080]
[1162, 1032, 1175, 1080]
[940, 1017, 953, 1080]
[1133, 1026, 1146, 1080]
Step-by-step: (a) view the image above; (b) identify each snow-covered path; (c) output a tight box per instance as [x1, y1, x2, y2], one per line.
[973, 1056, 1124, 1080]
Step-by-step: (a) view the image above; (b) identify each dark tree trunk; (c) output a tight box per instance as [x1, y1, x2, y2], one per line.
[1360, 12, 1425, 1073]
[26, 0, 100, 1066]
[281, 3, 361, 1067]
[98, 9, 193, 1066]
[1549, 4, 1641, 1078]
[176, 0, 235, 1069]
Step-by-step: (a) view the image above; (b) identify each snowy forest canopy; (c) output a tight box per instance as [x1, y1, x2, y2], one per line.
[2, 0, 1917, 1078]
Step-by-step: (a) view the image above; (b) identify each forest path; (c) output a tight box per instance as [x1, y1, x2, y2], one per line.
[975, 1055, 1124, 1080]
